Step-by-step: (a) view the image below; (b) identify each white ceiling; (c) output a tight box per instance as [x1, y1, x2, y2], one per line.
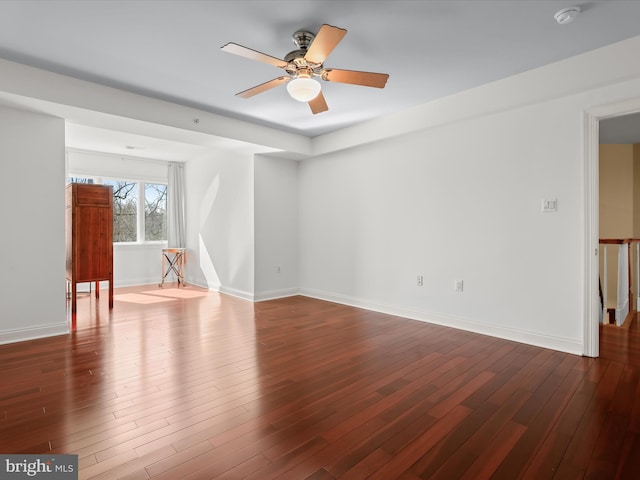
[1, 1, 640, 156]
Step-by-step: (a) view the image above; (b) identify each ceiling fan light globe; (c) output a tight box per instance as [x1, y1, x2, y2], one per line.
[287, 77, 321, 102]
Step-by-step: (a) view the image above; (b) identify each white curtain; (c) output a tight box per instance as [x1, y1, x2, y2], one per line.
[167, 162, 186, 248]
[616, 244, 629, 326]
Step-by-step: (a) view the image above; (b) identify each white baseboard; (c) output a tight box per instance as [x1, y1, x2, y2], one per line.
[82, 277, 255, 302]
[216, 285, 255, 302]
[254, 288, 300, 302]
[184, 282, 297, 302]
[299, 288, 583, 356]
[184, 280, 210, 290]
[0, 323, 69, 346]
[62, 279, 585, 355]
[114, 278, 160, 288]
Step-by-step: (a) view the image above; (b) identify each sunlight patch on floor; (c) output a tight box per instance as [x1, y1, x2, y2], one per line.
[114, 293, 175, 304]
[143, 288, 209, 299]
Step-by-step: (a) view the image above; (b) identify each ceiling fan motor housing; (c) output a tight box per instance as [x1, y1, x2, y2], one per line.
[284, 52, 321, 76]
[284, 30, 324, 76]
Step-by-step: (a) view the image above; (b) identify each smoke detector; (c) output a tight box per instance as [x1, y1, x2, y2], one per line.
[554, 6, 581, 25]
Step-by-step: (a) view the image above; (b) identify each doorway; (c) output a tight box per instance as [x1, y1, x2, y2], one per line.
[585, 99, 640, 357]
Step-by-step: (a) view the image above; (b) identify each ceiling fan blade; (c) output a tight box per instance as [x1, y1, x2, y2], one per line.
[304, 24, 347, 65]
[236, 76, 290, 98]
[221, 42, 287, 68]
[309, 91, 328, 114]
[322, 68, 389, 88]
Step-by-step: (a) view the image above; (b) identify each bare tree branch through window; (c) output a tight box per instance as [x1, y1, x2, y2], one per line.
[145, 184, 167, 241]
[105, 180, 137, 242]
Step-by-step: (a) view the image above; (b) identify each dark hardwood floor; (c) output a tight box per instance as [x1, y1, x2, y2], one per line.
[1, 284, 639, 479]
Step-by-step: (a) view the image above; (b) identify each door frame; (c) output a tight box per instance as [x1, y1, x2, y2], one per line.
[584, 97, 640, 357]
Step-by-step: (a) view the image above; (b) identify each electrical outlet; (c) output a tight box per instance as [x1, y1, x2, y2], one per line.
[542, 198, 558, 212]
[455, 280, 464, 292]
[417, 275, 423, 286]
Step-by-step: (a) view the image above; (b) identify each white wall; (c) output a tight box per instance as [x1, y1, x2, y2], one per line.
[112, 244, 165, 287]
[299, 79, 640, 356]
[599, 144, 634, 238]
[0, 106, 67, 344]
[254, 154, 299, 300]
[184, 150, 255, 299]
[295, 36, 640, 356]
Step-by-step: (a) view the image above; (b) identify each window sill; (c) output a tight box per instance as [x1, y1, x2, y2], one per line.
[114, 242, 168, 249]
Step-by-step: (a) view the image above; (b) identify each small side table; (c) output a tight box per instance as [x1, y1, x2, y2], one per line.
[160, 248, 186, 287]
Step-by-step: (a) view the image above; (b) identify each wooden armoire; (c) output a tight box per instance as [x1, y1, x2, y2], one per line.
[65, 183, 114, 321]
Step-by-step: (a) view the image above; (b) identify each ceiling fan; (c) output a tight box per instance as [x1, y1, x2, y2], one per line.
[221, 24, 389, 114]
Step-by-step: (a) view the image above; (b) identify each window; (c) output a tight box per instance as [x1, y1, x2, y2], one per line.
[104, 180, 138, 242]
[144, 183, 167, 241]
[67, 176, 167, 243]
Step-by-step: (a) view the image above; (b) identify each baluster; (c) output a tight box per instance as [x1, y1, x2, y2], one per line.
[633, 242, 640, 310]
[603, 244, 607, 324]
[616, 243, 630, 326]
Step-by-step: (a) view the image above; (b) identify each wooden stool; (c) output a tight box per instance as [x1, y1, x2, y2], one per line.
[160, 248, 186, 287]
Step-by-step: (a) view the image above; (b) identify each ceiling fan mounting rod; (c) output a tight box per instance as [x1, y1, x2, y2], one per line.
[292, 30, 314, 49]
